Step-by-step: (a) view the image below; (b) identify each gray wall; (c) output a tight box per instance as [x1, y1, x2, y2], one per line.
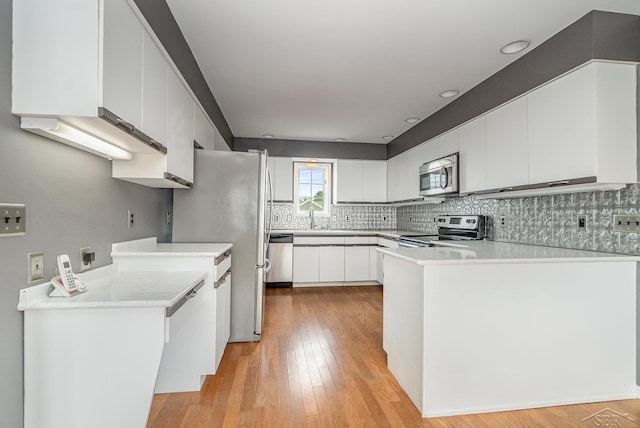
[234, 137, 387, 160]
[0, 1, 173, 426]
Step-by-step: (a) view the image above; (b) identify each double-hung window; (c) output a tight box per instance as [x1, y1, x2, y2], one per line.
[293, 162, 332, 215]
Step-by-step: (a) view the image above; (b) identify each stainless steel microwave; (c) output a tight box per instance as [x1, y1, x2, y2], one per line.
[419, 153, 459, 196]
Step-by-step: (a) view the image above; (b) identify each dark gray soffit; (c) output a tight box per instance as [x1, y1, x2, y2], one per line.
[387, 10, 640, 159]
[133, 0, 234, 150]
[234, 138, 387, 160]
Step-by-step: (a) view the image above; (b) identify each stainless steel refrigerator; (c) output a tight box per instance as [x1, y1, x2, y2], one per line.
[172, 150, 272, 342]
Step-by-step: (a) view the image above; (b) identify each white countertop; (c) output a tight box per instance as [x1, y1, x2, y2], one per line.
[17, 265, 207, 311]
[271, 229, 424, 238]
[378, 240, 640, 265]
[111, 237, 233, 257]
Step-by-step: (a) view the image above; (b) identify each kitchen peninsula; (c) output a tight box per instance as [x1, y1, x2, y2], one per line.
[378, 241, 639, 418]
[17, 266, 207, 428]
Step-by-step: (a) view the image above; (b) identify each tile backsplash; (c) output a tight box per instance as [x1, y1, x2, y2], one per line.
[397, 184, 640, 255]
[272, 184, 640, 255]
[271, 203, 396, 230]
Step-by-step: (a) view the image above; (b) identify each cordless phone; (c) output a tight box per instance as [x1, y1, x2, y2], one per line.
[49, 254, 86, 297]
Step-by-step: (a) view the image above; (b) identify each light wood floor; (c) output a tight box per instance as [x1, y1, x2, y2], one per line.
[147, 286, 640, 427]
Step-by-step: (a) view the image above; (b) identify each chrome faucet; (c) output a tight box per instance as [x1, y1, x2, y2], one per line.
[309, 208, 315, 229]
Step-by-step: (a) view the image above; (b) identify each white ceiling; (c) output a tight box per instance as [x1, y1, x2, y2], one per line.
[166, 0, 640, 145]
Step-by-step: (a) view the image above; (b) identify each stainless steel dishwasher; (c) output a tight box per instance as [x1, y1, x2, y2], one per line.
[266, 234, 293, 287]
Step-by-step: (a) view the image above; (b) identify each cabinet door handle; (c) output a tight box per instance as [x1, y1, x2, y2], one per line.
[214, 250, 232, 265]
[547, 180, 570, 187]
[115, 117, 135, 132]
[163, 173, 193, 188]
[215, 270, 231, 289]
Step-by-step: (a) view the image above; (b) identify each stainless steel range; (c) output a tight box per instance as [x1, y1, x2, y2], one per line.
[399, 215, 486, 248]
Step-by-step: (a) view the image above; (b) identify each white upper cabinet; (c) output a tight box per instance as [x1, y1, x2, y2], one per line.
[338, 160, 387, 202]
[12, 0, 166, 156]
[387, 150, 418, 202]
[458, 117, 486, 194]
[142, 31, 167, 146]
[528, 65, 597, 184]
[362, 161, 387, 203]
[337, 160, 363, 202]
[102, 0, 143, 130]
[14, 0, 208, 188]
[436, 129, 460, 158]
[268, 157, 293, 201]
[485, 96, 529, 189]
[166, 72, 195, 184]
[193, 106, 216, 150]
[528, 62, 636, 185]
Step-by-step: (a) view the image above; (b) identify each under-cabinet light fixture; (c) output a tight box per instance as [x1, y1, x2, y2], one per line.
[21, 117, 132, 160]
[334, 138, 346, 142]
[382, 135, 394, 140]
[404, 117, 420, 123]
[262, 134, 275, 139]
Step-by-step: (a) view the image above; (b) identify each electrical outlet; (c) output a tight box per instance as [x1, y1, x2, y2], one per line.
[274, 214, 279, 222]
[383, 216, 387, 221]
[433, 217, 437, 223]
[409, 216, 412, 222]
[613, 214, 640, 233]
[499, 216, 507, 227]
[27, 252, 44, 283]
[128, 209, 134, 228]
[332, 215, 337, 222]
[80, 247, 92, 272]
[165, 211, 171, 224]
[345, 215, 350, 221]
[577, 214, 587, 230]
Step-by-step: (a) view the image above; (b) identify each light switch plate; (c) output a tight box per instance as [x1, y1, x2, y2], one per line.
[1, 203, 26, 237]
[27, 252, 44, 283]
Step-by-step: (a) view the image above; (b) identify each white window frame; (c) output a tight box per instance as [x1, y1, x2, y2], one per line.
[293, 161, 332, 216]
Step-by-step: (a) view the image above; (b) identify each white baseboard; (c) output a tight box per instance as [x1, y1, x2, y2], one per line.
[423, 393, 639, 418]
[293, 280, 380, 288]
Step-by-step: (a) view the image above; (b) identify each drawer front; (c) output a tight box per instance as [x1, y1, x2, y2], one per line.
[345, 236, 371, 245]
[378, 237, 398, 248]
[294, 236, 345, 246]
[214, 255, 231, 281]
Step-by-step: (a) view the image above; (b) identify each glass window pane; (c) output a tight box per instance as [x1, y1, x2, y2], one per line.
[299, 169, 312, 184]
[299, 184, 312, 198]
[311, 169, 324, 184]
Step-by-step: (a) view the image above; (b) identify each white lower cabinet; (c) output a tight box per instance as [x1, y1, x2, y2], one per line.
[214, 272, 231, 370]
[345, 246, 369, 281]
[319, 246, 345, 282]
[110, 239, 232, 381]
[293, 246, 320, 282]
[370, 245, 378, 281]
[376, 237, 398, 284]
[293, 235, 381, 285]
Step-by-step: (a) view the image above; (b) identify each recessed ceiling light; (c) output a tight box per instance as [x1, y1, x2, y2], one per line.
[262, 134, 275, 139]
[405, 117, 420, 123]
[334, 138, 346, 142]
[382, 135, 394, 140]
[500, 40, 530, 55]
[439, 89, 460, 98]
